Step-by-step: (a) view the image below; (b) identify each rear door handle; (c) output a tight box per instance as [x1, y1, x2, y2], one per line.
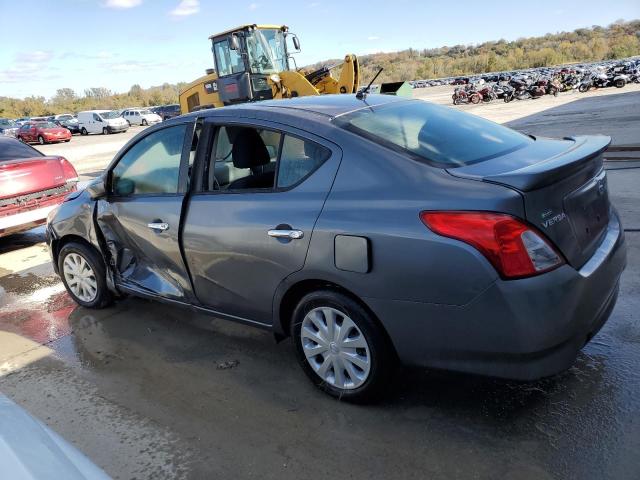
[148, 222, 169, 231]
[268, 229, 304, 240]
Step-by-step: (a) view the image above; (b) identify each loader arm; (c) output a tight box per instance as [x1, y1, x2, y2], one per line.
[305, 55, 360, 94]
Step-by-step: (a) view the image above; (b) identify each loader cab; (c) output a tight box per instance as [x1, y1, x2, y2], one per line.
[210, 24, 298, 105]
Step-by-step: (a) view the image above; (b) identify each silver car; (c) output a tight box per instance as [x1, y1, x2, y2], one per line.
[46, 95, 626, 402]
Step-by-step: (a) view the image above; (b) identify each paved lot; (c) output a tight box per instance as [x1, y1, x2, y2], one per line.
[1, 86, 640, 479]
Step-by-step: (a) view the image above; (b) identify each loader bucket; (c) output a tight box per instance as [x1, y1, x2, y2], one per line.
[379, 81, 413, 97]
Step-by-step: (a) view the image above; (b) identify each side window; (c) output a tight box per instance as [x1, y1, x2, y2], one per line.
[111, 124, 187, 196]
[206, 126, 280, 191]
[187, 93, 200, 113]
[93, 114, 101, 121]
[277, 136, 331, 188]
[213, 39, 243, 76]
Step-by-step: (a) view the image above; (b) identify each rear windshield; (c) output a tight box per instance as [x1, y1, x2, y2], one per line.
[36, 122, 58, 129]
[0, 139, 44, 161]
[334, 101, 532, 167]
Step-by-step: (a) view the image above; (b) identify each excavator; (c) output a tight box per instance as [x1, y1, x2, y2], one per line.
[179, 24, 406, 113]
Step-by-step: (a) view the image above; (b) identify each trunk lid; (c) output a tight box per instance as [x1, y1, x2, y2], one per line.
[0, 156, 69, 200]
[447, 135, 611, 268]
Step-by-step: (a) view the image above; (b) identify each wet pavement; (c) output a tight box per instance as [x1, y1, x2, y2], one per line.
[1, 96, 640, 480]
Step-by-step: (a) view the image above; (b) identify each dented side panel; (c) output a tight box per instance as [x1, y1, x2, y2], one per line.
[95, 195, 194, 301]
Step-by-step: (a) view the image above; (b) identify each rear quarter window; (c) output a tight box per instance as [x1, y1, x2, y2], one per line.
[334, 101, 533, 168]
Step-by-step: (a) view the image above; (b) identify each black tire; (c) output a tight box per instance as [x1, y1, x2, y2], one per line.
[102, 127, 109, 135]
[58, 242, 113, 309]
[38, 135, 45, 145]
[81, 127, 88, 136]
[291, 290, 396, 403]
[579, 84, 589, 93]
[614, 79, 626, 88]
[142, 119, 148, 126]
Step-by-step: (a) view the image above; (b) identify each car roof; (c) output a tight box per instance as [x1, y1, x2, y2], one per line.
[188, 94, 410, 120]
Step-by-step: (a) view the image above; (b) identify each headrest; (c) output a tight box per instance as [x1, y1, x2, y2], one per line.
[231, 128, 270, 169]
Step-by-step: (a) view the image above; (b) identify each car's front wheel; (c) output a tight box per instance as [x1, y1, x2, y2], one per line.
[291, 290, 395, 402]
[58, 242, 112, 309]
[38, 135, 45, 145]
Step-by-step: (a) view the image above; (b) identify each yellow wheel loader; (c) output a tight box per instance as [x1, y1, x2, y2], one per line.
[179, 24, 363, 113]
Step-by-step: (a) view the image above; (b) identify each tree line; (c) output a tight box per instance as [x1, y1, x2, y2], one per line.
[312, 20, 640, 84]
[0, 83, 185, 119]
[1, 20, 638, 119]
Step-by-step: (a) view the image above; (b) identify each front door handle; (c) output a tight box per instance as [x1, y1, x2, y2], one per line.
[148, 222, 169, 231]
[268, 229, 304, 240]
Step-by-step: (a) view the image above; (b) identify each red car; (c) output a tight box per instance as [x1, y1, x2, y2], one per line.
[17, 121, 72, 145]
[0, 137, 78, 238]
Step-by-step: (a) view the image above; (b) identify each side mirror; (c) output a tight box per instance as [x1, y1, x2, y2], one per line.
[292, 35, 300, 51]
[229, 34, 240, 51]
[86, 178, 107, 199]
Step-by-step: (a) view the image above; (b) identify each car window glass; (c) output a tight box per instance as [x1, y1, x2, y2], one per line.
[277, 136, 331, 188]
[0, 139, 44, 161]
[335, 101, 532, 167]
[213, 39, 244, 76]
[112, 124, 186, 196]
[206, 126, 280, 191]
[93, 114, 101, 121]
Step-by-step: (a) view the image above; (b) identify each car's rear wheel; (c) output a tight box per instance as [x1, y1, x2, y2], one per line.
[58, 242, 112, 309]
[291, 290, 395, 402]
[142, 119, 148, 126]
[38, 135, 45, 145]
[81, 127, 88, 135]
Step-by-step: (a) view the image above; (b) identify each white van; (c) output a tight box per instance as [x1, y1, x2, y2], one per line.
[77, 110, 129, 135]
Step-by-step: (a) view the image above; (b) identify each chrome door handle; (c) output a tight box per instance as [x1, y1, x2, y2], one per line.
[268, 229, 304, 240]
[148, 222, 169, 231]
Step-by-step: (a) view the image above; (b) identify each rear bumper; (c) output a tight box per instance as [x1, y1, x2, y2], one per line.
[0, 204, 59, 237]
[366, 210, 627, 380]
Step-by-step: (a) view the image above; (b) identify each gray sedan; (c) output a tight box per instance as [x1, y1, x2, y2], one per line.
[46, 94, 626, 402]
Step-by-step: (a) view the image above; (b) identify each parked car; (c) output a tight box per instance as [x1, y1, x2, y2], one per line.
[14, 117, 31, 126]
[78, 110, 129, 135]
[17, 121, 72, 145]
[122, 108, 162, 126]
[0, 118, 18, 137]
[52, 113, 80, 134]
[47, 95, 626, 402]
[152, 104, 181, 121]
[0, 136, 78, 238]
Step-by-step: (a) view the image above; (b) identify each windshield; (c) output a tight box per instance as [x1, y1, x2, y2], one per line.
[37, 122, 59, 129]
[140, 110, 152, 115]
[58, 115, 74, 121]
[334, 101, 532, 168]
[0, 139, 44, 161]
[246, 28, 287, 74]
[100, 111, 120, 119]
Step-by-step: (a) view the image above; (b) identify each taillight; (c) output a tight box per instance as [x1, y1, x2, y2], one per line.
[420, 211, 564, 279]
[59, 156, 79, 183]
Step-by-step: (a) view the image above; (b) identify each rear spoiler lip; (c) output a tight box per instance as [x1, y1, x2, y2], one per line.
[447, 135, 611, 192]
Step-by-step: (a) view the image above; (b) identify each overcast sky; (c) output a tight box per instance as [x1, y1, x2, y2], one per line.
[0, 0, 638, 99]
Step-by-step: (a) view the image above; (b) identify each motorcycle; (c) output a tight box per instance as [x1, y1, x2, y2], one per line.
[452, 86, 481, 105]
[478, 85, 497, 102]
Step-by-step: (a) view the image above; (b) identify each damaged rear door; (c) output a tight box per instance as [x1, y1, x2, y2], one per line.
[96, 122, 196, 301]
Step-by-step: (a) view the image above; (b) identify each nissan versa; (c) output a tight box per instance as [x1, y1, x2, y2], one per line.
[46, 95, 626, 401]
